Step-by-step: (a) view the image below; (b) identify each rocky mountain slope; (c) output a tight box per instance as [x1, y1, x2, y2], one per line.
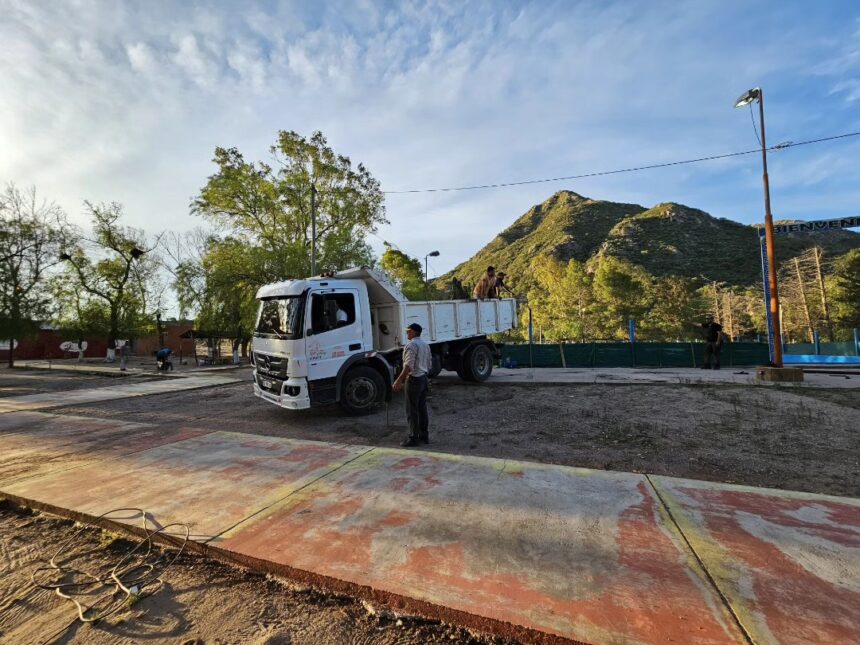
[443, 190, 859, 293]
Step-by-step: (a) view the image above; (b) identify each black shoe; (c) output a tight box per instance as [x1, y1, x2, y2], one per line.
[714, 364, 720, 370]
[401, 438, 420, 447]
[419, 435, 429, 445]
[701, 365, 711, 370]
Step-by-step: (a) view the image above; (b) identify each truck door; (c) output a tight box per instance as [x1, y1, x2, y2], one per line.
[305, 289, 363, 385]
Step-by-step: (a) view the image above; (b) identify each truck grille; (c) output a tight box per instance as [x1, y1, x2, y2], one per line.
[254, 353, 287, 378]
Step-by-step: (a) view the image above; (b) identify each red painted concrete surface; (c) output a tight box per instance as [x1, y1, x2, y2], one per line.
[2, 408, 858, 644]
[652, 477, 860, 645]
[2, 430, 369, 541]
[219, 451, 744, 644]
[0, 412, 210, 486]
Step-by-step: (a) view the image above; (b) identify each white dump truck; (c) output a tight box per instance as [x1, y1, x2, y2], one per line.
[251, 267, 517, 415]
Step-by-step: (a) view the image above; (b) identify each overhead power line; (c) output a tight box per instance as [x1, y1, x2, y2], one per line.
[382, 131, 860, 195]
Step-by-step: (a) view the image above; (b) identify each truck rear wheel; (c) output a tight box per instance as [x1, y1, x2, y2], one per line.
[465, 344, 493, 382]
[429, 354, 442, 378]
[339, 366, 385, 416]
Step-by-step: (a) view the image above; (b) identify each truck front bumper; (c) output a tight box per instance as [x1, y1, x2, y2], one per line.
[253, 374, 311, 410]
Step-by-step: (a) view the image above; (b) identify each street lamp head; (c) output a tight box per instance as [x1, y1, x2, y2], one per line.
[130, 247, 145, 260]
[734, 87, 761, 108]
[428, 250, 440, 257]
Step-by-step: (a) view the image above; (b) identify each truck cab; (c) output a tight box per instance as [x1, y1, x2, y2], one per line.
[252, 267, 516, 415]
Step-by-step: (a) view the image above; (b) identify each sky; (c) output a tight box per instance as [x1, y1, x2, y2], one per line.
[1, 0, 859, 279]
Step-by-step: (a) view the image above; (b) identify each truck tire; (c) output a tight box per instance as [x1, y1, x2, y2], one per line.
[429, 354, 442, 378]
[465, 344, 493, 382]
[339, 366, 385, 415]
[455, 358, 472, 381]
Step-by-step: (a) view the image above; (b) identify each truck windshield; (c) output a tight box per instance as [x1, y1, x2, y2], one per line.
[255, 296, 304, 339]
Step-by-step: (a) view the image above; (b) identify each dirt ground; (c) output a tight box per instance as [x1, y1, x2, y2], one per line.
[50, 370, 860, 497]
[0, 501, 511, 645]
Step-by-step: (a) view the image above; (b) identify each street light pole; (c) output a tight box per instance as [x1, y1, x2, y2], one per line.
[735, 87, 783, 367]
[424, 251, 440, 298]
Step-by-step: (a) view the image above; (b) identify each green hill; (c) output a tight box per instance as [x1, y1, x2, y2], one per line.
[442, 191, 860, 294]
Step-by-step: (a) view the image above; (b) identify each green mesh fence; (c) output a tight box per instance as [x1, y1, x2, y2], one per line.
[593, 344, 634, 367]
[785, 341, 857, 356]
[633, 343, 697, 367]
[500, 342, 770, 368]
[562, 344, 595, 367]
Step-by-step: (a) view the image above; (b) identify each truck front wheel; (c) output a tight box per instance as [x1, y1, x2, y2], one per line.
[339, 366, 385, 415]
[465, 344, 494, 382]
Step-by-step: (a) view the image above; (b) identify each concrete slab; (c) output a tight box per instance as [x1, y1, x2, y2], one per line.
[3, 431, 370, 542]
[437, 367, 860, 389]
[219, 449, 745, 644]
[0, 412, 210, 486]
[0, 374, 241, 413]
[651, 476, 860, 645]
[9, 360, 146, 375]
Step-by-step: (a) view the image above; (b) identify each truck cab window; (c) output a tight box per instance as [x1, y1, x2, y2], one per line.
[311, 293, 356, 334]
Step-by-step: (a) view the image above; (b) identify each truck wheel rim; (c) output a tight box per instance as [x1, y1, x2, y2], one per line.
[346, 377, 376, 407]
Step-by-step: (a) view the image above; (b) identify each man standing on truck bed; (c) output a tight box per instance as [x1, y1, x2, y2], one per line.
[473, 266, 497, 299]
[393, 323, 432, 447]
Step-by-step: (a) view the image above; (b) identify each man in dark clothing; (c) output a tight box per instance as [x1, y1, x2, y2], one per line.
[494, 271, 514, 298]
[393, 323, 432, 447]
[156, 347, 173, 372]
[698, 317, 724, 369]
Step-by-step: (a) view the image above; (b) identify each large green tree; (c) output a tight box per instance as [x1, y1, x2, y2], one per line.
[59, 202, 162, 360]
[640, 276, 702, 341]
[592, 256, 654, 339]
[188, 131, 387, 339]
[193, 131, 385, 279]
[831, 248, 860, 332]
[525, 256, 598, 342]
[0, 184, 70, 366]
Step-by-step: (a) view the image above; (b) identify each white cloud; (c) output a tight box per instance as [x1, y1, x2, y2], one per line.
[0, 0, 858, 277]
[127, 42, 156, 74]
[172, 33, 217, 88]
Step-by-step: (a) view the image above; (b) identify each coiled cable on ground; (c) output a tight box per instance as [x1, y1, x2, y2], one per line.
[30, 507, 189, 638]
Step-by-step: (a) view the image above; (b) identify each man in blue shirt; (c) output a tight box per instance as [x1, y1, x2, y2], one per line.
[156, 347, 173, 371]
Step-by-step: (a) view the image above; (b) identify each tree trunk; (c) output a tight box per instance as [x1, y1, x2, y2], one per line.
[814, 247, 834, 342]
[794, 257, 813, 343]
[7, 336, 14, 368]
[726, 291, 735, 340]
[712, 282, 721, 324]
[107, 306, 119, 362]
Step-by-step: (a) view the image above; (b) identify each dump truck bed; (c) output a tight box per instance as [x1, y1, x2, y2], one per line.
[371, 298, 517, 353]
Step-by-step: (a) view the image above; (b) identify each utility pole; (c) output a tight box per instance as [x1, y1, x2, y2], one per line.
[310, 184, 317, 277]
[735, 87, 783, 366]
[757, 90, 783, 365]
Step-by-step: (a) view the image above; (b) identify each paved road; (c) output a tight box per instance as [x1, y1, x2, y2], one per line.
[1, 374, 857, 644]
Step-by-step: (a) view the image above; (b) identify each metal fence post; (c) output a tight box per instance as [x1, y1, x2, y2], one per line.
[528, 307, 534, 369]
